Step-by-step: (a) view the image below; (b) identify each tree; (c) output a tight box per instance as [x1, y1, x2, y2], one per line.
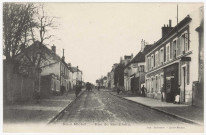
[3, 3, 58, 93]
[3, 3, 35, 60]
[114, 63, 124, 87]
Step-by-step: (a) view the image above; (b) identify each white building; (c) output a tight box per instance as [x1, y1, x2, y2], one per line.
[145, 7, 204, 104]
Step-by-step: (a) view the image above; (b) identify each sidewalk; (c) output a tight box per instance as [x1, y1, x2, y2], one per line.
[110, 91, 204, 125]
[4, 89, 85, 124]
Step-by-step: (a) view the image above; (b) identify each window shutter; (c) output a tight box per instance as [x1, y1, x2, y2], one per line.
[158, 51, 160, 65]
[170, 42, 173, 60]
[177, 38, 180, 56]
[185, 33, 189, 51]
[164, 46, 166, 62]
[187, 63, 190, 85]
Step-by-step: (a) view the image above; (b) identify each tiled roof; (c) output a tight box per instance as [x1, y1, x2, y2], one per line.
[124, 45, 153, 69]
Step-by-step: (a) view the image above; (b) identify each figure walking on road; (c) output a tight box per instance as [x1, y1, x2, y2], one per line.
[141, 85, 146, 97]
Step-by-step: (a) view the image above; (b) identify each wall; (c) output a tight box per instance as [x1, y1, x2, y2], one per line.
[41, 62, 60, 78]
[4, 61, 35, 103]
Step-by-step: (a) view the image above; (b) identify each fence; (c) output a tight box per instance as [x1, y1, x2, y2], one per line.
[4, 61, 35, 104]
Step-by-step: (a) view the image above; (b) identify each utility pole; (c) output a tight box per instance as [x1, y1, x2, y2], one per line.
[177, 4, 179, 34]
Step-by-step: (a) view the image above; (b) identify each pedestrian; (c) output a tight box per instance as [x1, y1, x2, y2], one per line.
[141, 85, 146, 97]
[174, 85, 181, 104]
[117, 87, 120, 95]
[34, 89, 40, 103]
[161, 84, 165, 102]
[75, 84, 79, 97]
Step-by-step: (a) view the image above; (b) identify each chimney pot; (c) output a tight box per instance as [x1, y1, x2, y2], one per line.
[51, 45, 56, 53]
[169, 20, 172, 27]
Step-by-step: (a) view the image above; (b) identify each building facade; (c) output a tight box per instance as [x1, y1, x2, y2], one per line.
[124, 40, 152, 94]
[145, 8, 203, 104]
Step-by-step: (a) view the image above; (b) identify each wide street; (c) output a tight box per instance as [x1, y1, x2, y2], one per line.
[54, 89, 191, 126]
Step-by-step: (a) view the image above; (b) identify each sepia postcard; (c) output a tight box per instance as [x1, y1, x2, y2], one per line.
[2, 1, 204, 133]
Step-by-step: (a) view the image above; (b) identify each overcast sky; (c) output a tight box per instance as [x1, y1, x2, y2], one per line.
[43, 3, 202, 84]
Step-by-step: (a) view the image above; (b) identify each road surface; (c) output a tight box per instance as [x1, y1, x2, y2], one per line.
[55, 89, 191, 126]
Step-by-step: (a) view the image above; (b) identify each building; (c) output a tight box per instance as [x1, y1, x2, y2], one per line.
[110, 63, 119, 89]
[70, 66, 83, 89]
[40, 46, 71, 94]
[145, 7, 204, 105]
[107, 72, 111, 88]
[123, 54, 133, 91]
[124, 40, 152, 94]
[103, 76, 108, 88]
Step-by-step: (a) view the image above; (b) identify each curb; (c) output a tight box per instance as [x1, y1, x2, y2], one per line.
[47, 90, 86, 124]
[110, 92, 201, 126]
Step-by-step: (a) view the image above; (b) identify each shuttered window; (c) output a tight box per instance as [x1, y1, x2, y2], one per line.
[166, 44, 170, 62]
[170, 42, 173, 60]
[185, 33, 189, 51]
[173, 40, 177, 59]
[177, 38, 180, 56]
[160, 48, 164, 65]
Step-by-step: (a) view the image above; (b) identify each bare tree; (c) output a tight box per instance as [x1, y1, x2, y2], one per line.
[3, 3, 58, 94]
[3, 3, 35, 60]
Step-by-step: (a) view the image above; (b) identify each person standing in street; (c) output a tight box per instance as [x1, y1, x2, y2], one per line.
[161, 84, 165, 102]
[174, 85, 181, 104]
[141, 85, 146, 97]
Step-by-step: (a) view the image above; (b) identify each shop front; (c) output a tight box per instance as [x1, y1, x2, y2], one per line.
[164, 63, 179, 103]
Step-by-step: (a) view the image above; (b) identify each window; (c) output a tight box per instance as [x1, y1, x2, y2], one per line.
[139, 65, 144, 72]
[151, 54, 154, 69]
[160, 48, 164, 65]
[147, 57, 150, 71]
[181, 32, 189, 54]
[151, 77, 154, 92]
[170, 42, 173, 60]
[177, 38, 180, 56]
[155, 51, 158, 67]
[166, 43, 170, 62]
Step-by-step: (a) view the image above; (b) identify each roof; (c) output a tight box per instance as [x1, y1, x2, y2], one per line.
[124, 44, 153, 69]
[15, 41, 71, 71]
[145, 15, 192, 55]
[70, 67, 82, 73]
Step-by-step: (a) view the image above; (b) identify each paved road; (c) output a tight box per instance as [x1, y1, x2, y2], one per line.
[55, 89, 191, 126]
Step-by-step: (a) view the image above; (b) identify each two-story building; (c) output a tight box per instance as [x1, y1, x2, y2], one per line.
[145, 8, 203, 105]
[40, 46, 71, 94]
[124, 40, 152, 94]
[70, 66, 83, 88]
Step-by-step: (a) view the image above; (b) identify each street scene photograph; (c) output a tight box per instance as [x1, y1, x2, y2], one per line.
[2, 2, 204, 133]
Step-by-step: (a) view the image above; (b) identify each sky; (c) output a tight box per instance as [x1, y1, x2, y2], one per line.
[43, 3, 203, 84]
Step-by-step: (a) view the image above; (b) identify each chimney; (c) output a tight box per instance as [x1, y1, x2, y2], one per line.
[62, 49, 65, 61]
[169, 20, 172, 27]
[51, 45, 56, 53]
[161, 20, 174, 37]
[68, 63, 71, 67]
[120, 56, 123, 62]
[131, 53, 133, 59]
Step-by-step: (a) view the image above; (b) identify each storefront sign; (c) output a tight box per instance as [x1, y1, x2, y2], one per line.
[181, 57, 191, 61]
